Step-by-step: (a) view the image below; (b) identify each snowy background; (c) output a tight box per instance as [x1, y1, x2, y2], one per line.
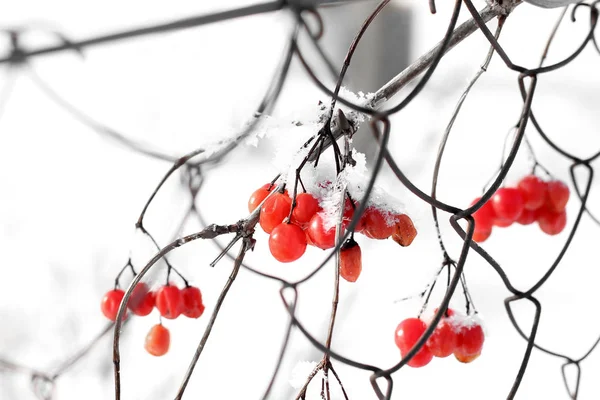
[0, 0, 599, 399]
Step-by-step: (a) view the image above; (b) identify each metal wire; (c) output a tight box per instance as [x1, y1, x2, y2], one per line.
[1, 0, 600, 399]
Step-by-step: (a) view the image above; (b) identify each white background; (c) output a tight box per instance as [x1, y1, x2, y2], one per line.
[0, 0, 599, 399]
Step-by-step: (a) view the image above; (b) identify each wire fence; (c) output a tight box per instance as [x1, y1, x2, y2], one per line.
[1, 0, 599, 399]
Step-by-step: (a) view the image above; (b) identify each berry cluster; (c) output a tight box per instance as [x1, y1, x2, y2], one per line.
[100, 283, 205, 356]
[394, 309, 485, 368]
[248, 182, 417, 282]
[472, 175, 570, 242]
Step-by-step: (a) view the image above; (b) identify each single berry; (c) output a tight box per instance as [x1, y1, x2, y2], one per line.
[307, 212, 336, 250]
[259, 192, 292, 234]
[516, 208, 537, 225]
[545, 180, 570, 212]
[494, 217, 514, 228]
[517, 175, 547, 210]
[340, 239, 362, 282]
[128, 283, 155, 317]
[155, 285, 183, 319]
[362, 207, 396, 240]
[269, 223, 307, 262]
[181, 286, 205, 318]
[455, 351, 481, 363]
[471, 198, 496, 231]
[144, 324, 170, 357]
[472, 227, 492, 243]
[248, 184, 274, 213]
[454, 322, 485, 358]
[426, 320, 458, 358]
[492, 188, 524, 222]
[537, 208, 567, 235]
[101, 289, 127, 321]
[291, 193, 320, 227]
[394, 318, 434, 368]
[391, 214, 417, 247]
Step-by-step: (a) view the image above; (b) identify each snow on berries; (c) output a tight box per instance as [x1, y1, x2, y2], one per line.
[100, 282, 206, 356]
[247, 178, 417, 282]
[471, 175, 570, 242]
[394, 309, 485, 368]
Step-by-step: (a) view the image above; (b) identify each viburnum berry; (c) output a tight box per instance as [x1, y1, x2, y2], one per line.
[516, 208, 537, 225]
[155, 284, 183, 319]
[144, 324, 170, 357]
[128, 283, 155, 317]
[291, 193, 320, 227]
[362, 207, 395, 240]
[426, 311, 458, 358]
[471, 197, 496, 231]
[259, 192, 292, 234]
[517, 175, 547, 210]
[494, 217, 514, 228]
[307, 212, 336, 250]
[391, 214, 417, 247]
[472, 227, 492, 243]
[181, 286, 205, 318]
[394, 318, 434, 368]
[340, 239, 362, 282]
[537, 208, 567, 235]
[455, 351, 481, 363]
[491, 187, 524, 222]
[269, 223, 307, 262]
[101, 289, 126, 321]
[248, 183, 275, 213]
[545, 180, 570, 212]
[454, 321, 485, 360]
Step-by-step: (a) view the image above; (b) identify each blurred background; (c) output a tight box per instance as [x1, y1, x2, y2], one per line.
[0, 0, 599, 399]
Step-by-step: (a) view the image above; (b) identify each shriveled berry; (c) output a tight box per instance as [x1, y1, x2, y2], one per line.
[181, 286, 205, 318]
[155, 285, 183, 319]
[128, 283, 155, 317]
[340, 240, 362, 282]
[391, 214, 417, 247]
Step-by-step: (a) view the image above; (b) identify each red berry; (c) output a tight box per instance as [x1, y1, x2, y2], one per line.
[517, 175, 547, 210]
[248, 184, 274, 213]
[472, 227, 492, 243]
[340, 240, 362, 282]
[181, 286, 205, 318]
[455, 322, 484, 358]
[471, 197, 496, 231]
[492, 188, 524, 222]
[101, 289, 127, 321]
[269, 223, 308, 262]
[394, 318, 434, 368]
[516, 208, 537, 225]
[494, 217, 514, 228]
[545, 180, 570, 212]
[291, 193, 320, 227]
[259, 193, 292, 234]
[307, 213, 336, 250]
[455, 351, 480, 363]
[128, 283, 155, 317]
[426, 320, 458, 358]
[537, 208, 567, 235]
[391, 214, 417, 247]
[144, 324, 170, 357]
[362, 207, 396, 240]
[155, 285, 183, 319]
